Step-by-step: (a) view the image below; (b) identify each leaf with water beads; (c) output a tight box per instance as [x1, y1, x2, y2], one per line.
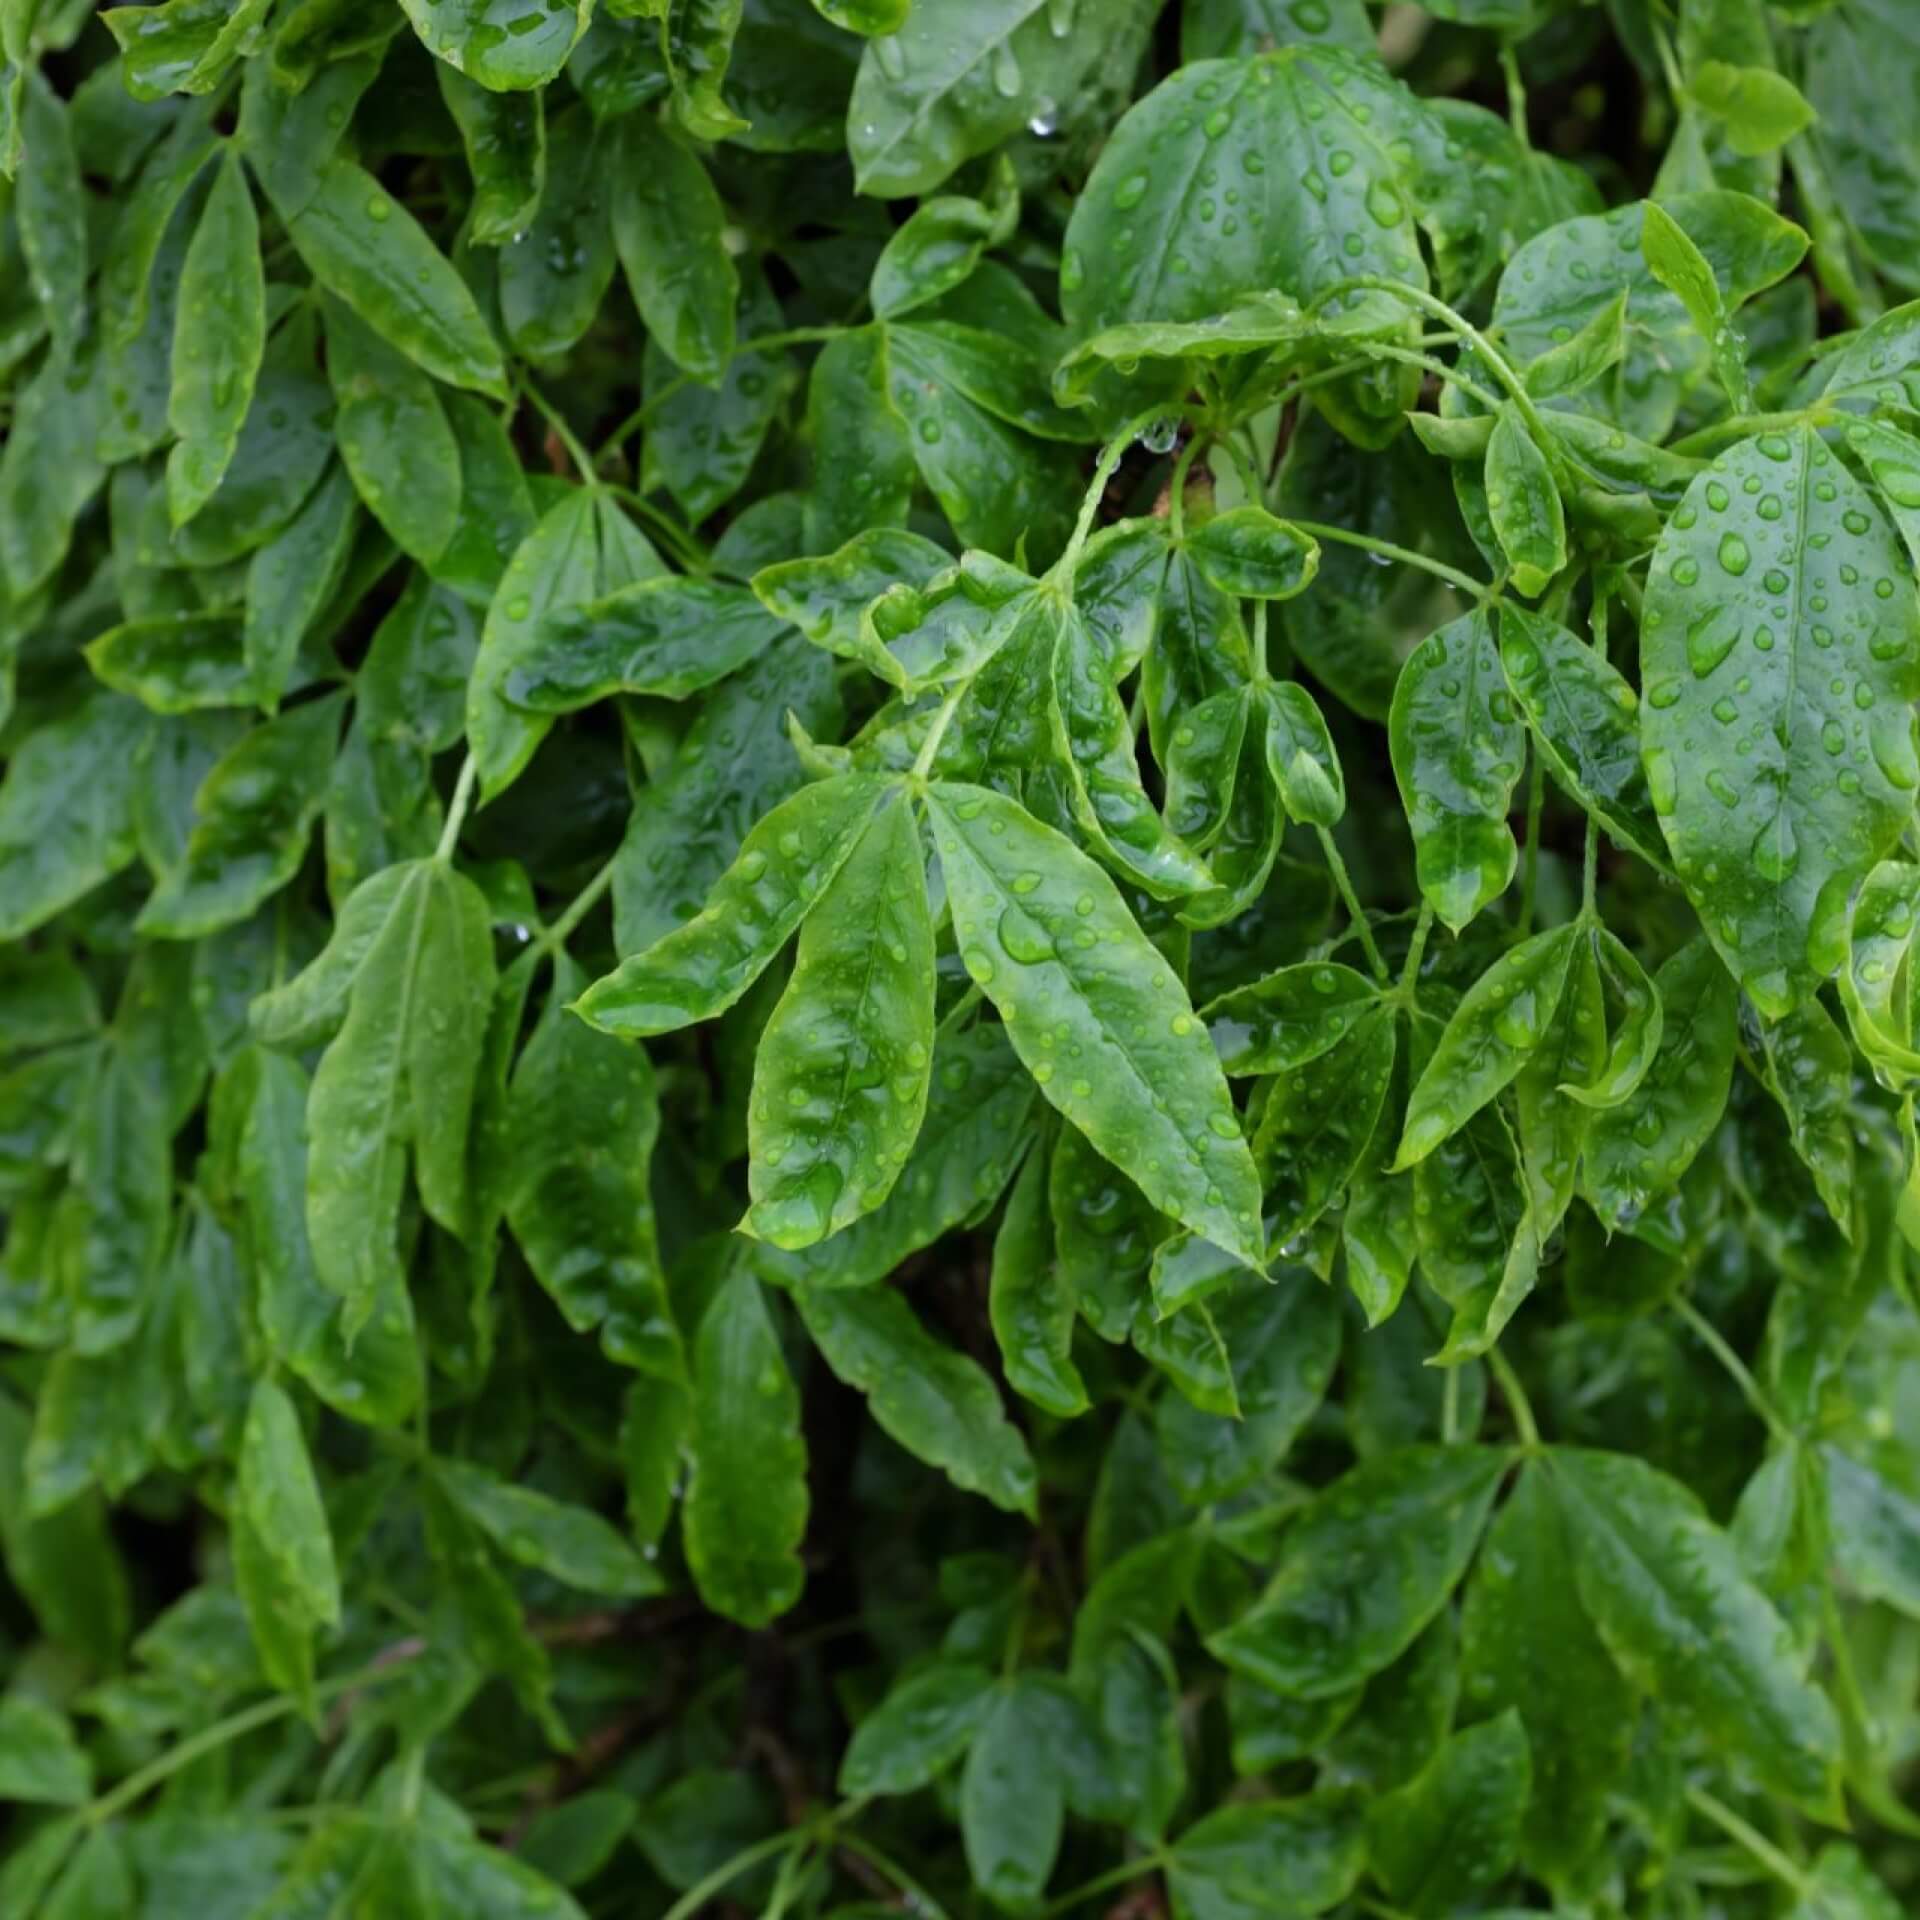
[1639, 427, 1920, 1017]
[1639, 200, 1754, 413]
[1394, 923, 1579, 1170]
[1201, 960, 1380, 1077]
[1483, 405, 1566, 598]
[1497, 604, 1669, 873]
[925, 781, 1265, 1268]
[1060, 46, 1439, 349]
[578, 774, 899, 1038]
[1389, 610, 1525, 934]
[1582, 937, 1737, 1233]
[745, 789, 935, 1250]
[1838, 862, 1920, 1088]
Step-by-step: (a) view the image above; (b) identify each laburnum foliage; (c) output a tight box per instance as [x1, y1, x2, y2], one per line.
[2, 1, 1920, 1916]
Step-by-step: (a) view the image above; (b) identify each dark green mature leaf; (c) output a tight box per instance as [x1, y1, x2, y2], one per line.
[1209, 1447, 1506, 1696]
[795, 1283, 1037, 1515]
[684, 1264, 808, 1627]
[1641, 428, 1920, 1016]
[4, 13, 1916, 1913]
[1365, 1710, 1530, 1918]
[1547, 1447, 1845, 1817]
[287, 158, 507, 398]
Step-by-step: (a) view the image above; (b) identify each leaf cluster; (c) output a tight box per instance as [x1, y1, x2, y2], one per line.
[2, 1, 1920, 1917]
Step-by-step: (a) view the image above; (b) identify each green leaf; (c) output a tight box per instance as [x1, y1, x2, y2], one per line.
[1253, 1002, 1397, 1249]
[306, 860, 495, 1331]
[1202, 961, 1379, 1078]
[1838, 861, 1920, 1087]
[1395, 923, 1578, 1169]
[437, 63, 544, 245]
[244, 464, 361, 706]
[287, 157, 507, 397]
[505, 953, 679, 1377]
[1546, 1446, 1845, 1817]
[1497, 603, 1669, 871]
[324, 294, 462, 567]
[1365, 1709, 1530, 1918]
[1165, 1791, 1365, 1920]
[1583, 936, 1737, 1231]
[1750, 996, 1855, 1230]
[135, 692, 344, 938]
[1691, 60, 1816, 158]
[1188, 508, 1320, 601]
[926, 781, 1264, 1267]
[497, 103, 617, 360]
[101, 0, 270, 97]
[0, 690, 148, 939]
[0, 1697, 91, 1805]
[234, 1377, 339, 1717]
[756, 1019, 1038, 1292]
[504, 577, 784, 711]
[803, 327, 916, 554]
[239, 1046, 422, 1427]
[1208, 1446, 1506, 1697]
[683, 1264, 808, 1628]
[1390, 611, 1524, 933]
[467, 488, 667, 798]
[166, 152, 264, 527]
[840, 1661, 999, 1794]
[794, 1282, 1038, 1516]
[1492, 191, 1806, 440]
[398, 0, 591, 89]
[870, 172, 1017, 321]
[612, 113, 737, 384]
[1640, 428, 1920, 1017]
[1483, 405, 1566, 597]
[435, 1459, 663, 1597]
[1155, 1270, 1340, 1503]
[1639, 198, 1752, 413]
[850, 0, 1160, 198]
[1061, 48, 1433, 344]
[989, 1143, 1089, 1418]
[1460, 1462, 1632, 1886]
[580, 773, 897, 1036]
[745, 788, 934, 1248]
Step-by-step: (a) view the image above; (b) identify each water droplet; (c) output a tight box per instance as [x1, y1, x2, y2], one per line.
[1717, 532, 1750, 577]
[1114, 172, 1149, 211]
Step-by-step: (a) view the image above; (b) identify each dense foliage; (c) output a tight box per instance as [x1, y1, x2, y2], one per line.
[4, 0, 1920, 1913]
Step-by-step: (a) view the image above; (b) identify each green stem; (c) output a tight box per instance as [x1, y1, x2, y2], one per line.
[910, 681, 968, 781]
[537, 853, 620, 957]
[1307, 275, 1553, 446]
[833, 1830, 955, 1920]
[1685, 1787, 1816, 1899]
[597, 325, 846, 459]
[1396, 903, 1435, 1000]
[1038, 1853, 1169, 1919]
[1671, 1293, 1790, 1442]
[1059, 409, 1175, 573]
[1581, 816, 1599, 917]
[1363, 341, 1506, 415]
[1667, 408, 1832, 459]
[518, 375, 597, 481]
[1441, 1365, 1462, 1445]
[436, 754, 479, 861]
[1499, 41, 1529, 141]
[1167, 430, 1207, 543]
[657, 1829, 816, 1920]
[610, 485, 709, 575]
[1316, 826, 1388, 983]
[1283, 520, 1494, 602]
[1486, 1345, 1541, 1448]
[1517, 752, 1544, 937]
[85, 1655, 418, 1828]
